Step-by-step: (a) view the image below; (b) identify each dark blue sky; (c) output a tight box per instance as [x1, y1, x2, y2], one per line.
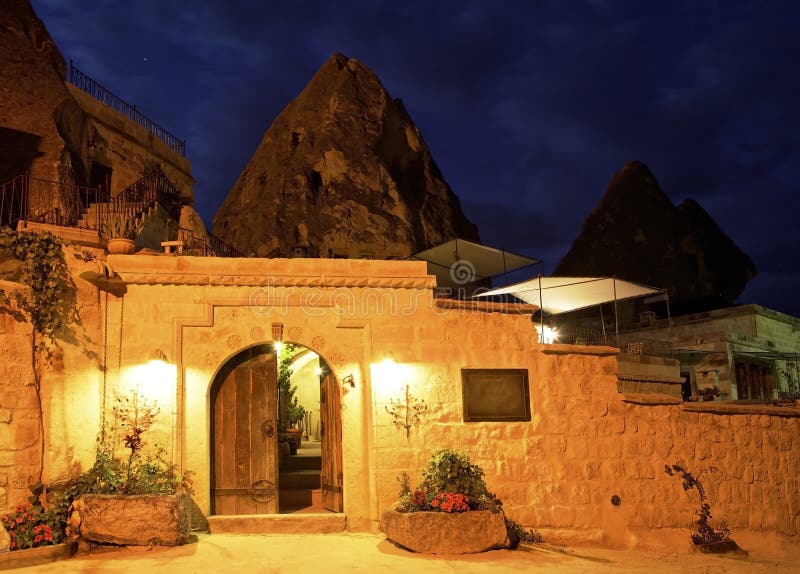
[31, 1, 800, 317]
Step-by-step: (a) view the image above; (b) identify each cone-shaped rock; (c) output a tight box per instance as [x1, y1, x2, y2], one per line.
[213, 53, 478, 258]
[555, 161, 756, 311]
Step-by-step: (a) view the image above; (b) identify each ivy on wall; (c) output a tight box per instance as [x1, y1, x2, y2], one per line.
[0, 228, 78, 351]
[0, 228, 80, 483]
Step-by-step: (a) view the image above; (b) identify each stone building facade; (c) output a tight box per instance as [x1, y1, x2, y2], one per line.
[0, 253, 799, 544]
[626, 305, 800, 401]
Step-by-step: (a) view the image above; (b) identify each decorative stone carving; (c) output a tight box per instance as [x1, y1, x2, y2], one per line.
[287, 326, 303, 341]
[226, 334, 242, 350]
[381, 509, 509, 554]
[249, 326, 265, 341]
[204, 352, 220, 368]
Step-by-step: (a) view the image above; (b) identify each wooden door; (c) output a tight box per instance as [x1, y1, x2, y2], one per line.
[212, 357, 278, 514]
[320, 372, 343, 512]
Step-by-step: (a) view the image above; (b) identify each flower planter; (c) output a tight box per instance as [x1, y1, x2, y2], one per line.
[106, 238, 136, 255]
[0, 542, 77, 571]
[73, 494, 190, 546]
[380, 509, 509, 554]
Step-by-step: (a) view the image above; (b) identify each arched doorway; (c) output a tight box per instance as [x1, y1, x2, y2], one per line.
[209, 342, 343, 515]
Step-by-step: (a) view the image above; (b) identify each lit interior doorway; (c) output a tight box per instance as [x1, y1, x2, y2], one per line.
[209, 342, 343, 515]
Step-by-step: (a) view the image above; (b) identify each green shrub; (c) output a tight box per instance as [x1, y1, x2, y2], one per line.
[396, 449, 501, 513]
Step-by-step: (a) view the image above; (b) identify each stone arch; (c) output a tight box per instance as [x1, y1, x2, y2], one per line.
[207, 338, 345, 515]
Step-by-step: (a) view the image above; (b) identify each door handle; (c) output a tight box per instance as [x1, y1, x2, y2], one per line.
[262, 420, 274, 438]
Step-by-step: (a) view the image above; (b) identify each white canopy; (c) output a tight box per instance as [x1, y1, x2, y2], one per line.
[475, 276, 664, 315]
[410, 239, 539, 286]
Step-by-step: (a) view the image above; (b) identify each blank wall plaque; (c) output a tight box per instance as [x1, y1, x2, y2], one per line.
[461, 369, 531, 422]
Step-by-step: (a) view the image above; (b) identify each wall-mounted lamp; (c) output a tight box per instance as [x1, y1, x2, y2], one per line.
[150, 348, 169, 365]
[271, 322, 284, 342]
[342, 374, 355, 388]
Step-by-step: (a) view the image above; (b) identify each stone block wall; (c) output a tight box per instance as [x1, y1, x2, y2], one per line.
[372, 338, 800, 543]
[0, 312, 39, 510]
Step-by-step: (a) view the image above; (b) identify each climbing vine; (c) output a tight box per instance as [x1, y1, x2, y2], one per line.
[0, 228, 79, 482]
[0, 228, 77, 352]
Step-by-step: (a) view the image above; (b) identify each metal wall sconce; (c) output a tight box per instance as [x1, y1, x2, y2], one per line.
[150, 348, 168, 364]
[342, 374, 355, 388]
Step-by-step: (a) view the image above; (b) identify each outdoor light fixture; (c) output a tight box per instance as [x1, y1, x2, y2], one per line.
[315, 366, 323, 377]
[536, 325, 558, 344]
[150, 348, 169, 364]
[271, 322, 284, 342]
[343, 374, 355, 388]
[274, 341, 283, 355]
[371, 359, 409, 395]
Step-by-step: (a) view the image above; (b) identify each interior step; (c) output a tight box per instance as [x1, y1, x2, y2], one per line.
[208, 513, 344, 534]
[281, 454, 321, 471]
[279, 469, 320, 490]
[279, 488, 312, 508]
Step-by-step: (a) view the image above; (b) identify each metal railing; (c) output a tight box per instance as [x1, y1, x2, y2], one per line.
[68, 61, 186, 157]
[177, 229, 243, 258]
[1, 174, 103, 230]
[1, 171, 243, 258]
[111, 169, 183, 224]
[0, 174, 28, 228]
[555, 324, 673, 356]
[205, 232, 244, 257]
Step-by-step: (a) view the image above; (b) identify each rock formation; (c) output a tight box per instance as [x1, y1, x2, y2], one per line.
[0, 0, 94, 186]
[555, 161, 756, 311]
[213, 53, 478, 258]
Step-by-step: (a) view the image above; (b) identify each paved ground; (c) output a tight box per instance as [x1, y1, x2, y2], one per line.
[10, 532, 800, 573]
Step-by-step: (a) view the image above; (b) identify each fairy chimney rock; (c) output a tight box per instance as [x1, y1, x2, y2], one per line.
[212, 53, 479, 259]
[555, 161, 756, 311]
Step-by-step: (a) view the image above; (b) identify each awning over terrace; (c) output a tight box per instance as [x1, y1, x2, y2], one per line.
[474, 276, 664, 314]
[409, 238, 539, 286]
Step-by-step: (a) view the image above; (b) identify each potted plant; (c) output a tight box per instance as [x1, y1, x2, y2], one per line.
[4, 389, 193, 553]
[67, 389, 193, 546]
[103, 214, 144, 255]
[381, 450, 539, 554]
[278, 344, 306, 454]
[664, 464, 741, 553]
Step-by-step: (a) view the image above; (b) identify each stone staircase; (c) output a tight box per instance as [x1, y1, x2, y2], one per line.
[75, 200, 151, 231]
[279, 441, 323, 513]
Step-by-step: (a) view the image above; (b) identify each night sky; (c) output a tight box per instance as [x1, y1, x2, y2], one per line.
[30, 1, 800, 317]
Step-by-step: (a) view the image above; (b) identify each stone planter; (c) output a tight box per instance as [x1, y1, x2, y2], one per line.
[72, 494, 190, 546]
[106, 238, 136, 255]
[381, 509, 509, 554]
[0, 542, 77, 571]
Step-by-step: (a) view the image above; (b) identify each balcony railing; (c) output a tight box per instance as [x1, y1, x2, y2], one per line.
[68, 61, 186, 157]
[554, 324, 673, 356]
[0, 172, 242, 258]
